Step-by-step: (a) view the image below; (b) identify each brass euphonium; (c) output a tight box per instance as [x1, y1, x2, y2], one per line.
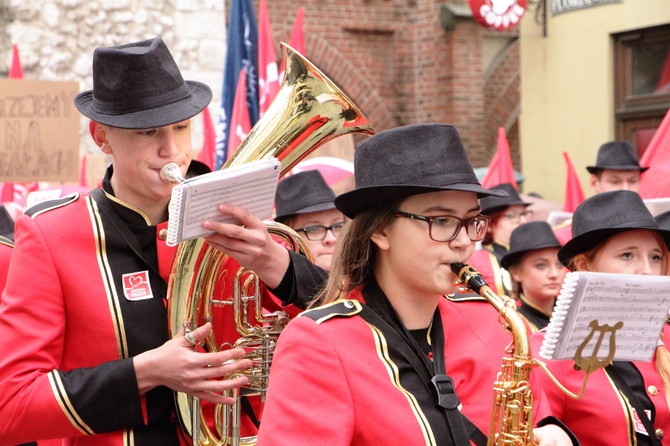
[450, 263, 536, 446]
[166, 43, 375, 446]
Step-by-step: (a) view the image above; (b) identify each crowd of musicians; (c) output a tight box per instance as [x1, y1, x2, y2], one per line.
[0, 37, 669, 446]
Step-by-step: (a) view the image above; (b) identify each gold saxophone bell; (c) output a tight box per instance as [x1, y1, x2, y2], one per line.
[167, 42, 375, 446]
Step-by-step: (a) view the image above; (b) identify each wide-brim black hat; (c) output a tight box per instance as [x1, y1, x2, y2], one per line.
[479, 182, 531, 215]
[275, 170, 337, 222]
[334, 123, 507, 218]
[74, 37, 212, 129]
[558, 190, 670, 266]
[656, 210, 670, 231]
[586, 141, 648, 174]
[500, 221, 562, 269]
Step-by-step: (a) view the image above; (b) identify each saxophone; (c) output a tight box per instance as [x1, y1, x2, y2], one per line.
[450, 263, 536, 446]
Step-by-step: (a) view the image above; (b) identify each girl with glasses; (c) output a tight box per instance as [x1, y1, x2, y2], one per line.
[256, 124, 576, 446]
[274, 170, 346, 271]
[468, 182, 533, 296]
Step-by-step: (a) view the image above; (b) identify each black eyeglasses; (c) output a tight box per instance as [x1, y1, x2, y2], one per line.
[297, 221, 346, 241]
[501, 210, 534, 223]
[394, 211, 489, 242]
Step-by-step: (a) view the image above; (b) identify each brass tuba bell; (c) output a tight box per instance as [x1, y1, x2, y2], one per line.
[167, 42, 375, 445]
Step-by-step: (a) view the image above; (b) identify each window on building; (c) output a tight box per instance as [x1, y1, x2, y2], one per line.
[614, 24, 670, 158]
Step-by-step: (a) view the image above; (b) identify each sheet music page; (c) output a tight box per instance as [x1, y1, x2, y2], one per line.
[167, 158, 281, 246]
[543, 271, 670, 362]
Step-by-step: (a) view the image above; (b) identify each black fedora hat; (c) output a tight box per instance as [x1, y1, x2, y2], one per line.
[74, 37, 212, 129]
[275, 170, 337, 222]
[479, 183, 531, 215]
[558, 190, 670, 266]
[334, 123, 507, 218]
[656, 210, 670, 231]
[500, 221, 562, 269]
[586, 141, 648, 174]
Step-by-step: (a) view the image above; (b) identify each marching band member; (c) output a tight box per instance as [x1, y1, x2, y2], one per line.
[274, 169, 345, 272]
[500, 221, 567, 332]
[256, 124, 576, 446]
[532, 190, 670, 446]
[0, 37, 323, 446]
[469, 182, 532, 296]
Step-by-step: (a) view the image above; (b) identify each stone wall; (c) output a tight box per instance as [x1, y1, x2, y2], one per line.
[1, 0, 227, 185]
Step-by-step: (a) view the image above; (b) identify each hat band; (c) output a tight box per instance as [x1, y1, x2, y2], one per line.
[90, 83, 193, 116]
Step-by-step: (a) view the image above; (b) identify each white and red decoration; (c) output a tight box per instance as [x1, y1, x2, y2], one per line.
[469, 0, 527, 30]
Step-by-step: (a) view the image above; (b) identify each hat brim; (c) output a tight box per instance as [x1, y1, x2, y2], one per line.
[74, 80, 212, 129]
[586, 165, 649, 174]
[558, 227, 670, 266]
[481, 200, 531, 215]
[275, 202, 337, 222]
[500, 242, 562, 270]
[335, 184, 508, 219]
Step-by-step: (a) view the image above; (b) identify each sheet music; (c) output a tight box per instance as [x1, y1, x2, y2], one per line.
[540, 271, 670, 362]
[167, 158, 281, 246]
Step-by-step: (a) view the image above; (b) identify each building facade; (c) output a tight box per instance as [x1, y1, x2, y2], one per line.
[1, 0, 524, 186]
[520, 0, 670, 202]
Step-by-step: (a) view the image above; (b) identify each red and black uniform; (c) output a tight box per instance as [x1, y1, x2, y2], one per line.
[0, 234, 12, 293]
[468, 243, 510, 297]
[517, 294, 552, 333]
[532, 325, 670, 445]
[0, 165, 321, 446]
[257, 279, 574, 446]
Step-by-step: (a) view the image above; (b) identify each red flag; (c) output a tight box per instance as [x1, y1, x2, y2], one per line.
[226, 69, 252, 160]
[638, 107, 670, 198]
[79, 155, 88, 188]
[258, 0, 280, 115]
[198, 107, 216, 171]
[481, 127, 517, 189]
[9, 44, 23, 79]
[562, 151, 585, 212]
[0, 184, 14, 204]
[279, 7, 305, 81]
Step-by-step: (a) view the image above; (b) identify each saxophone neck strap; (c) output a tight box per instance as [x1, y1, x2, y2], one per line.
[358, 304, 487, 446]
[605, 364, 662, 446]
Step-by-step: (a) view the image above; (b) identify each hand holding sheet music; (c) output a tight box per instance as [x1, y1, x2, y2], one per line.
[166, 158, 281, 246]
[539, 271, 670, 363]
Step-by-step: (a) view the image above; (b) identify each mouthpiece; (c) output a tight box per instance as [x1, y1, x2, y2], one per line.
[160, 163, 185, 184]
[450, 263, 488, 295]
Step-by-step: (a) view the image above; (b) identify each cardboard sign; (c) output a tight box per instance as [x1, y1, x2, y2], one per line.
[0, 79, 80, 182]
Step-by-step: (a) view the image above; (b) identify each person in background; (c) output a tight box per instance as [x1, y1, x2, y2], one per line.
[469, 182, 532, 296]
[274, 170, 345, 271]
[554, 140, 647, 246]
[0, 37, 323, 446]
[587, 141, 647, 194]
[532, 190, 670, 445]
[500, 221, 567, 332]
[256, 123, 576, 446]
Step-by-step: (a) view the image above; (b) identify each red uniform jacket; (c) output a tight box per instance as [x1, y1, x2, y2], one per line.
[532, 326, 670, 445]
[257, 287, 556, 445]
[0, 185, 317, 446]
[0, 235, 12, 293]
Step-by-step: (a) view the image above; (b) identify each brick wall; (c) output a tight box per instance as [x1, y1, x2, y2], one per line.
[252, 0, 521, 168]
